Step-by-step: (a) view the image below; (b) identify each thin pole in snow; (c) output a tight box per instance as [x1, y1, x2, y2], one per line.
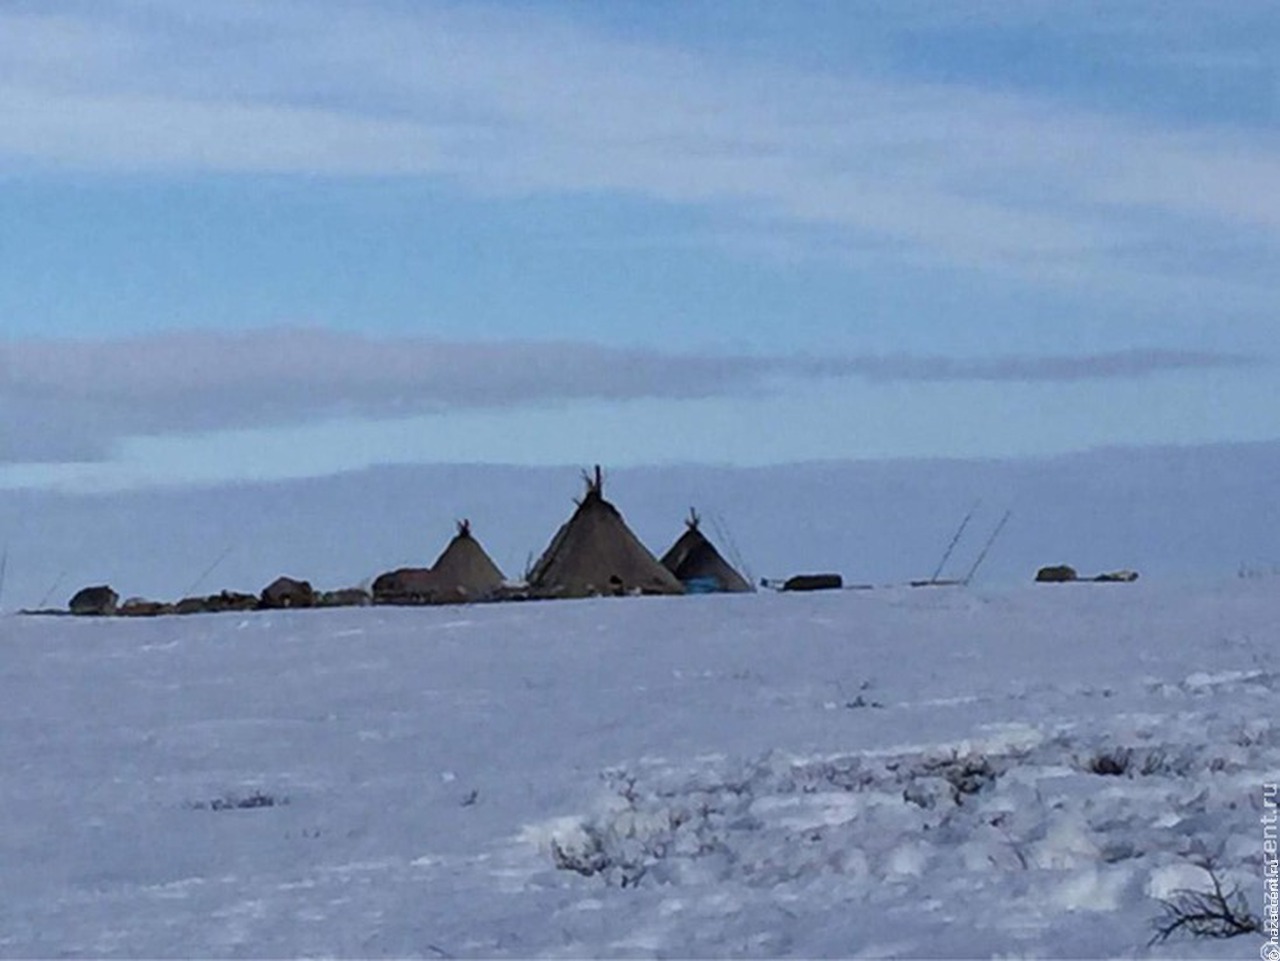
[963, 510, 1012, 586]
[36, 570, 66, 610]
[711, 511, 754, 588]
[183, 545, 235, 598]
[929, 500, 980, 584]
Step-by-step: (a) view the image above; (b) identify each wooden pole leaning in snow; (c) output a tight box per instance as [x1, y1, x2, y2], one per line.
[963, 510, 1012, 586]
[929, 500, 980, 585]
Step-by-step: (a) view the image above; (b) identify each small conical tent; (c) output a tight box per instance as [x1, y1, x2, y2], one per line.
[529, 467, 684, 599]
[660, 509, 754, 593]
[430, 519, 506, 601]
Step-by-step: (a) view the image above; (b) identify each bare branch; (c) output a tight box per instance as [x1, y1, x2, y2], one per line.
[1149, 857, 1260, 945]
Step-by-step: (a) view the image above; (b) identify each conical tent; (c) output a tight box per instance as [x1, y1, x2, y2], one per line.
[660, 509, 754, 593]
[430, 520, 506, 601]
[529, 467, 684, 599]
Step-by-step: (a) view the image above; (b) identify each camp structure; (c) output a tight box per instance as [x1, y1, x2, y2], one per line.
[660, 508, 753, 594]
[260, 576, 315, 609]
[427, 519, 506, 602]
[68, 584, 118, 616]
[371, 567, 437, 605]
[373, 520, 505, 605]
[528, 466, 684, 599]
[781, 573, 844, 592]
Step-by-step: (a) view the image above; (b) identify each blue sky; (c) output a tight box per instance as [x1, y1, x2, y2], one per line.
[1, 0, 1277, 490]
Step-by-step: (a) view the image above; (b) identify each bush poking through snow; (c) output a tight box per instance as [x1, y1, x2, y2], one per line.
[904, 752, 1002, 808]
[1148, 858, 1260, 945]
[551, 749, 1015, 886]
[1080, 746, 1197, 778]
[921, 753, 999, 803]
[551, 826, 650, 888]
[843, 694, 884, 709]
[189, 791, 288, 812]
[550, 833, 609, 878]
[1087, 748, 1133, 776]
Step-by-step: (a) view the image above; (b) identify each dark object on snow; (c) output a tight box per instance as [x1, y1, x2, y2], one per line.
[205, 590, 260, 613]
[1035, 564, 1078, 583]
[172, 591, 260, 615]
[1086, 748, 1133, 776]
[782, 573, 843, 592]
[259, 576, 315, 609]
[209, 591, 259, 611]
[528, 466, 684, 599]
[174, 596, 211, 615]
[68, 585, 119, 616]
[191, 791, 288, 812]
[372, 567, 439, 605]
[317, 587, 372, 607]
[118, 597, 172, 617]
[1093, 569, 1139, 583]
[660, 509, 753, 594]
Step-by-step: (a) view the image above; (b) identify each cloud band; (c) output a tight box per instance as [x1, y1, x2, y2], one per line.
[0, 329, 1255, 464]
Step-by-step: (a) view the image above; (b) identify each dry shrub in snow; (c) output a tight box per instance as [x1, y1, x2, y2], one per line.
[1149, 857, 1260, 945]
[1081, 746, 1195, 778]
[188, 791, 289, 812]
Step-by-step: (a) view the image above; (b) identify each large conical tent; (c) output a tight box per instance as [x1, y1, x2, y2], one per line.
[660, 509, 754, 593]
[529, 467, 685, 599]
[430, 519, 506, 601]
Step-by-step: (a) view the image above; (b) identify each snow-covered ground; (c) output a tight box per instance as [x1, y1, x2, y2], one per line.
[1, 578, 1276, 958]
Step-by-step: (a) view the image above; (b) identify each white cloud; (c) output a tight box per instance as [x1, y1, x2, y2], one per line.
[0, 1, 1277, 289]
[0, 329, 1256, 464]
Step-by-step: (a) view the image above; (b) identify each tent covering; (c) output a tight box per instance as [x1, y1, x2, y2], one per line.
[429, 520, 506, 601]
[660, 509, 754, 593]
[529, 467, 684, 599]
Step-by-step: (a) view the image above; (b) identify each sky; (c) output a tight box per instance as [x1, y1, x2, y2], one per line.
[1, 0, 1277, 491]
